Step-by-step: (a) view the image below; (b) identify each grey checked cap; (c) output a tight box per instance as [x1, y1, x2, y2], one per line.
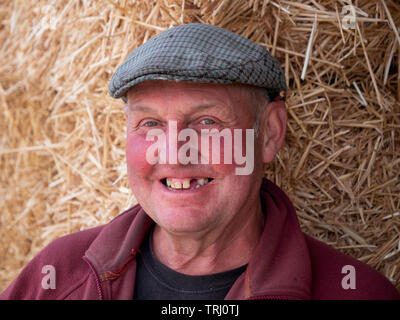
[109, 23, 286, 102]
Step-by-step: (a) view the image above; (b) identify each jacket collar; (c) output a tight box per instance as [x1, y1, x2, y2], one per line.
[84, 205, 153, 282]
[226, 179, 312, 299]
[84, 178, 312, 299]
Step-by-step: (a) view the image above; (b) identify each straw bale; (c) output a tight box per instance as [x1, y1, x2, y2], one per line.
[0, 0, 399, 293]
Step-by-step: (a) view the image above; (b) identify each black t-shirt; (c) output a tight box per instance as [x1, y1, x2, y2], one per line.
[133, 229, 247, 300]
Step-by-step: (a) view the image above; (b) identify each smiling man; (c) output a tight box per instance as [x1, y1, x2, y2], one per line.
[1, 23, 399, 300]
[124, 81, 270, 294]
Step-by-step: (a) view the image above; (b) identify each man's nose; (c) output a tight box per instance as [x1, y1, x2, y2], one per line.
[165, 119, 186, 133]
[163, 120, 190, 165]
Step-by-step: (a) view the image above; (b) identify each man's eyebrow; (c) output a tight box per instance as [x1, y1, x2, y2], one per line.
[193, 103, 222, 111]
[192, 103, 232, 118]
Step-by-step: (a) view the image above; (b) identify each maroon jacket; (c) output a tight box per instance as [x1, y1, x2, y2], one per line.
[1, 179, 399, 300]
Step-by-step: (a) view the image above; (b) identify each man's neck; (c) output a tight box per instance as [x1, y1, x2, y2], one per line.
[151, 201, 265, 275]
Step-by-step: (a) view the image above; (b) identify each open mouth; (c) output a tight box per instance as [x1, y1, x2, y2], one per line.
[161, 177, 214, 191]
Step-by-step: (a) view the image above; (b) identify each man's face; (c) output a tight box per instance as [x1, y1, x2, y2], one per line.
[125, 80, 265, 236]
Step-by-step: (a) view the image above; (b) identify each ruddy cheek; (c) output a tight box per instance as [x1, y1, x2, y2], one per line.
[200, 130, 242, 176]
[126, 134, 155, 175]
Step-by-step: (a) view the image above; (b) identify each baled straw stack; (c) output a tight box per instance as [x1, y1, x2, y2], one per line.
[0, 0, 399, 293]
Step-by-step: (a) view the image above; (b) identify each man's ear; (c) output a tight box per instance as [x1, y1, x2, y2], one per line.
[260, 100, 287, 163]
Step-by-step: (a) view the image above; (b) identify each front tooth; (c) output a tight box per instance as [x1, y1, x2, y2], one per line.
[204, 178, 209, 185]
[172, 181, 182, 189]
[197, 178, 205, 186]
[182, 179, 190, 189]
[166, 178, 172, 187]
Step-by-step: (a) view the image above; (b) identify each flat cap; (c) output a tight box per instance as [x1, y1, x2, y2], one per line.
[109, 23, 286, 102]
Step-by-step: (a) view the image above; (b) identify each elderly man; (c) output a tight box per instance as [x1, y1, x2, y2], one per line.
[1, 23, 399, 300]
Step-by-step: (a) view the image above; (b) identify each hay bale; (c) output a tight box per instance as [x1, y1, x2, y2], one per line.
[0, 0, 399, 292]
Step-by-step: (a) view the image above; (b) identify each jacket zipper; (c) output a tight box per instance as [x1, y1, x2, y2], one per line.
[83, 256, 103, 300]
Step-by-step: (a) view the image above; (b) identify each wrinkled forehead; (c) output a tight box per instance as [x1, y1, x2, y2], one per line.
[126, 80, 258, 112]
[128, 80, 254, 98]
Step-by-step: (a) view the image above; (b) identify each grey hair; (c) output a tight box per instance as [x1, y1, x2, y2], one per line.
[249, 88, 270, 137]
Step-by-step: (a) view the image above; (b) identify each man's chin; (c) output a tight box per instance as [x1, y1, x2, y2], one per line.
[152, 207, 214, 234]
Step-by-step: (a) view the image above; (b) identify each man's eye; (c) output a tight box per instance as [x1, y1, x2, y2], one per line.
[143, 120, 159, 127]
[200, 118, 216, 125]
